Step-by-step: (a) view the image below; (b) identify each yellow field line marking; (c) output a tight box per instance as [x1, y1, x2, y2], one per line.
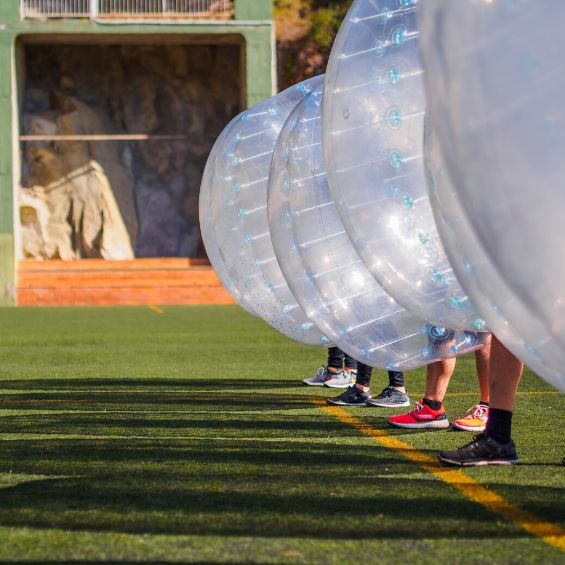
[148, 305, 164, 314]
[312, 398, 565, 552]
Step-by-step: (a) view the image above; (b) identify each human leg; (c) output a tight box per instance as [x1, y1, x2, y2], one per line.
[487, 336, 523, 412]
[438, 337, 522, 466]
[474, 334, 492, 404]
[387, 359, 455, 429]
[342, 350, 358, 374]
[354, 362, 372, 391]
[302, 347, 343, 386]
[484, 336, 523, 444]
[422, 358, 457, 404]
[326, 361, 372, 406]
[453, 336, 492, 432]
[323, 348, 357, 388]
[327, 346, 345, 372]
[365, 370, 410, 408]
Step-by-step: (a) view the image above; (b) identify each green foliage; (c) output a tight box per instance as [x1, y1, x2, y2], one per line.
[309, 2, 353, 53]
[274, 0, 353, 52]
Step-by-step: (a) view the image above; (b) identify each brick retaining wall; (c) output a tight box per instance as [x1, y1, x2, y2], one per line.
[17, 259, 236, 306]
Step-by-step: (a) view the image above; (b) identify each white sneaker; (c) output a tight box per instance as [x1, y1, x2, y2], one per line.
[323, 369, 355, 389]
[302, 366, 332, 386]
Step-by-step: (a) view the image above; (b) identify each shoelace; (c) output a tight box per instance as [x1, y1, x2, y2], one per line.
[413, 401, 425, 413]
[468, 433, 500, 455]
[466, 404, 488, 419]
[347, 386, 367, 398]
[326, 369, 344, 380]
[466, 433, 489, 448]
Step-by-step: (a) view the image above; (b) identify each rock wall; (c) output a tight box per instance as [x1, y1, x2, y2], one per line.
[22, 43, 242, 259]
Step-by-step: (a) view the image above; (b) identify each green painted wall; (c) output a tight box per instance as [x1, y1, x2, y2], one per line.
[0, 3, 15, 305]
[0, 2, 19, 27]
[236, 0, 273, 21]
[0, 0, 274, 305]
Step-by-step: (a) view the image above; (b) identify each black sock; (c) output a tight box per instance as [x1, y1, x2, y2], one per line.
[486, 408, 513, 445]
[480, 400, 489, 407]
[423, 397, 442, 411]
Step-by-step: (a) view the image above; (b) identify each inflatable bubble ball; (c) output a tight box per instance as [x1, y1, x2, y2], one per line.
[419, 0, 565, 391]
[204, 76, 330, 347]
[321, 0, 483, 331]
[269, 80, 489, 369]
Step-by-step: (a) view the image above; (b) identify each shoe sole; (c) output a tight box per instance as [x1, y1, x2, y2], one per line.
[451, 422, 486, 432]
[366, 400, 410, 408]
[324, 382, 353, 389]
[438, 455, 519, 467]
[388, 419, 450, 429]
[326, 399, 367, 406]
[302, 380, 326, 386]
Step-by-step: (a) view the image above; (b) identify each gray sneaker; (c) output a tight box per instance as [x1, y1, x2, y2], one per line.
[323, 369, 355, 389]
[302, 366, 332, 386]
[326, 385, 371, 406]
[365, 386, 410, 408]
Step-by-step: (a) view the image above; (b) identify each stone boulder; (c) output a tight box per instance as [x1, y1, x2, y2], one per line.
[21, 95, 137, 260]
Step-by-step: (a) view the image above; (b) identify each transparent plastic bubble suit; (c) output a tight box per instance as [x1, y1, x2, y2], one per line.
[419, 0, 565, 392]
[200, 115, 257, 316]
[268, 81, 488, 369]
[424, 117, 564, 390]
[321, 0, 484, 332]
[207, 76, 329, 347]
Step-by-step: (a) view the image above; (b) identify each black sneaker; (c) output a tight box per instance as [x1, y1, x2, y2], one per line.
[326, 385, 371, 406]
[438, 433, 519, 467]
[365, 386, 410, 408]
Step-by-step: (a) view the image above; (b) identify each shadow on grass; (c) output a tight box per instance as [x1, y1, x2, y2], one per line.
[0, 447, 563, 540]
[0, 394, 316, 414]
[0, 378, 303, 391]
[0, 378, 563, 542]
[0, 438, 408, 469]
[0, 377, 325, 415]
[0, 413, 358, 437]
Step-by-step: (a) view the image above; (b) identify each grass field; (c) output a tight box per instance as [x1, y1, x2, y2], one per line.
[0, 305, 563, 563]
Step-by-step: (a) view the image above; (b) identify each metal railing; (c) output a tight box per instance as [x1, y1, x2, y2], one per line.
[22, 0, 91, 18]
[21, 0, 234, 20]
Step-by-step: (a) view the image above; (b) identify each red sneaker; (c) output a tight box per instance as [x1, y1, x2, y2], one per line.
[388, 401, 449, 429]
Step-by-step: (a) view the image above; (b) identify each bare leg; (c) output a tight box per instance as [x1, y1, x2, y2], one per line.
[474, 334, 492, 403]
[451, 339, 492, 432]
[489, 336, 523, 411]
[424, 358, 457, 402]
[387, 359, 455, 428]
[438, 336, 524, 465]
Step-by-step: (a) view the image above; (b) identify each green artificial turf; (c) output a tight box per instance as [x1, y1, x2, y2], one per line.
[0, 305, 563, 563]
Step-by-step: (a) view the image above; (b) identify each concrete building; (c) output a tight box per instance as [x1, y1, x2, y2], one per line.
[0, 0, 275, 306]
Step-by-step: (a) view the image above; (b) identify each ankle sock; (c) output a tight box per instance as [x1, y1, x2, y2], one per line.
[480, 401, 489, 407]
[486, 408, 513, 444]
[423, 398, 442, 411]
